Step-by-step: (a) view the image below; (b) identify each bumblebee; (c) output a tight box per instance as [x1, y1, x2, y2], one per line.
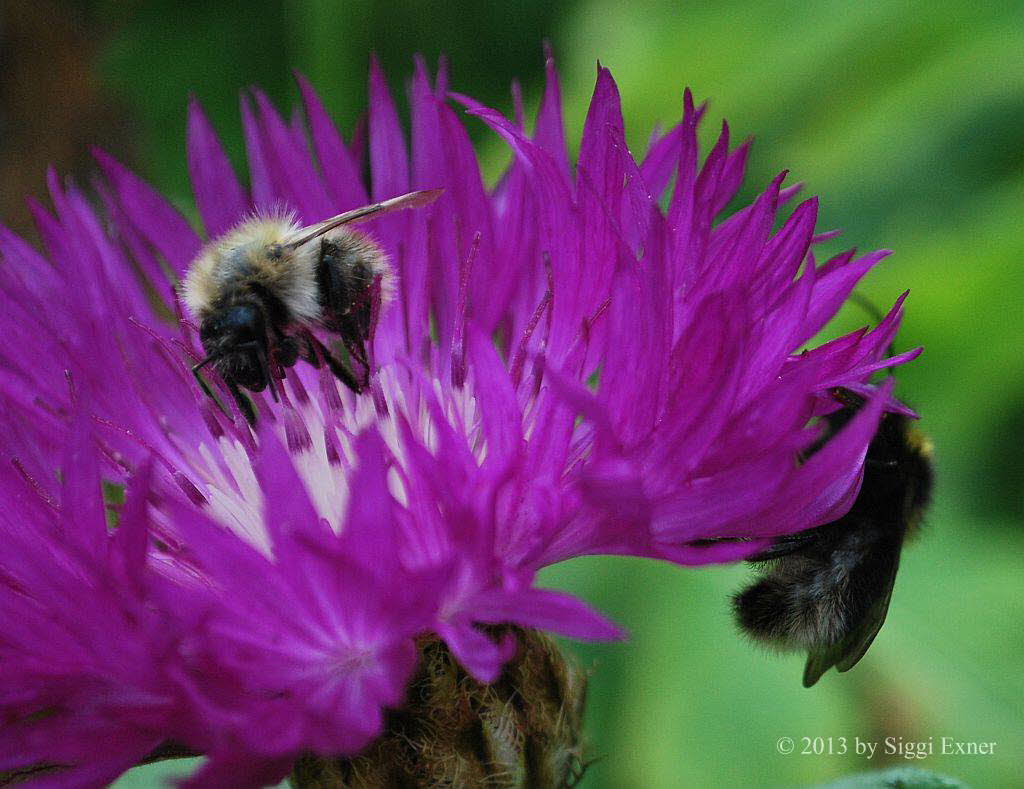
[181, 190, 441, 421]
[733, 388, 933, 686]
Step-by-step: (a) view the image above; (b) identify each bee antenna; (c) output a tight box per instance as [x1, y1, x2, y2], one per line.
[848, 291, 898, 361]
[255, 344, 280, 404]
[847, 291, 885, 325]
[192, 353, 221, 374]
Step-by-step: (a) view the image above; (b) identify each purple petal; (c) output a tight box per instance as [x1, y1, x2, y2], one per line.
[92, 148, 202, 277]
[436, 621, 515, 683]
[295, 72, 368, 211]
[187, 97, 249, 237]
[533, 42, 571, 183]
[368, 56, 409, 200]
[801, 249, 892, 342]
[251, 88, 334, 222]
[337, 429, 399, 579]
[240, 94, 276, 211]
[473, 587, 626, 641]
[254, 422, 322, 562]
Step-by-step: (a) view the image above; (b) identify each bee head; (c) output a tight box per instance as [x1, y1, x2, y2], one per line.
[198, 302, 271, 392]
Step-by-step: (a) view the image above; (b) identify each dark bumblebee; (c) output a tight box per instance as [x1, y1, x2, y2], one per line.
[733, 389, 933, 687]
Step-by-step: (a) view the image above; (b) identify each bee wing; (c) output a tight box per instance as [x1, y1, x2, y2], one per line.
[802, 548, 902, 688]
[286, 189, 443, 248]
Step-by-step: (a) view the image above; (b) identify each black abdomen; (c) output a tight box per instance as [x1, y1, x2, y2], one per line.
[317, 234, 379, 336]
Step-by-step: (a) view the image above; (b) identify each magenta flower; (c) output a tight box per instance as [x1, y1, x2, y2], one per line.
[0, 53, 917, 786]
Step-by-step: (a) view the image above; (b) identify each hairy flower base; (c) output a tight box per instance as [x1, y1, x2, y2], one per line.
[292, 627, 588, 788]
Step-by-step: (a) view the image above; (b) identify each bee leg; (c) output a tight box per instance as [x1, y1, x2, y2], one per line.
[307, 335, 363, 394]
[299, 334, 321, 368]
[226, 380, 257, 425]
[191, 363, 239, 422]
[340, 314, 369, 365]
[191, 365, 217, 403]
[337, 314, 370, 385]
[272, 333, 300, 372]
[315, 238, 374, 384]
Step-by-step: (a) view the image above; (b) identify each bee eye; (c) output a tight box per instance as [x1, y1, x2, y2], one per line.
[226, 305, 261, 334]
[267, 244, 283, 260]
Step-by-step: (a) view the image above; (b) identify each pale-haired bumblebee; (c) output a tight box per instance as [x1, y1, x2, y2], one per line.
[181, 190, 441, 421]
[732, 388, 933, 686]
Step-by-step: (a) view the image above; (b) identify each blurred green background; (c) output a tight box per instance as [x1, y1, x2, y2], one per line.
[3, 1, 1021, 787]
